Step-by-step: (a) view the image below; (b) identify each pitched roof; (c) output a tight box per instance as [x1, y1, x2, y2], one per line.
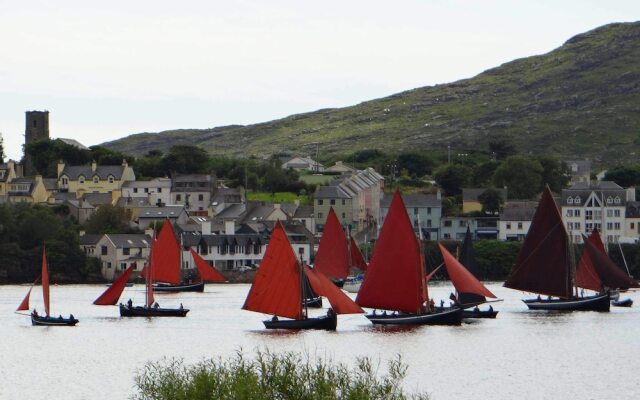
[82, 192, 113, 206]
[122, 178, 172, 188]
[380, 193, 440, 208]
[79, 233, 102, 245]
[61, 165, 126, 180]
[293, 205, 314, 218]
[138, 205, 186, 219]
[500, 206, 537, 221]
[104, 234, 153, 248]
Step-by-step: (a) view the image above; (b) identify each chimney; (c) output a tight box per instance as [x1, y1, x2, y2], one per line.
[122, 159, 128, 167]
[202, 219, 212, 235]
[274, 203, 281, 209]
[436, 189, 442, 200]
[57, 160, 65, 178]
[145, 228, 154, 237]
[294, 199, 300, 207]
[224, 220, 235, 235]
[91, 160, 97, 172]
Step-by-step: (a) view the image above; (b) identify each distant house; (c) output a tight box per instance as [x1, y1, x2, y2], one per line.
[324, 161, 357, 174]
[79, 232, 102, 257]
[171, 174, 215, 215]
[7, 176, 49, 203]
[0, 161, 19, 196]
[292, 205, 315, 234]
[136, 205, 189, 228]
[498, 201, 537, 241]
[121, 178, 172, 207]
[95, 234, 152, 280]
[440, 217, 477, 240]
[282, 156, 324, 173]
[67, 199, 95, 224]
[623, 201, 640, 243]
[57, 160, 135, 198]
[379, 192, 442, 239]
[462, 188, 508, 214]
[566, 160, 592, 185]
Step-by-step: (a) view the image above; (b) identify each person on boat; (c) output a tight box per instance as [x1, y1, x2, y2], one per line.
[69, 314, 74, 320]
[489, 305, 493, 312]
[153, 302, 160, 309]
[327, 308, 336, 317]
[537, 295, 541, 301]
[127, 298, 133, 308]
[179, 303, 183, 310]
[272, 315, 278, 321]
[473, 306, 480, 313]
[59, 315, 63, 319]
[440, 299, 444, 308]
[32, 309, 38, 317]
[429, 298, 435, 309]
[449, 292, 457, 302]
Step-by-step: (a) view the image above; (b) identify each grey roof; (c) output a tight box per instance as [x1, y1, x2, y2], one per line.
[211, 187, 243, 205]
[314, 184, 351, 199]
[79, 233, 102, 245]
[561, 181, 626, 204]
[293, 205, 314, 218]
[82, 193, 113, 206]
[58, 138, 89, 150]
[215, 203, 246, 219]
[566, 181, 622, 190]
[172, 174, 214, 192]
[104, 234, 153, 248]
[380, 193, 441, 208]
[462, 188, 508, 202]
[566, 160, 592, 175]
[67, 199, 95, 210]
[9, 178, 35, 195]
[500, 206, 537, 222]
[60, 165, 126, 180]
[242, 203, 277, 222]
[42, 178, 58, 191]
[138, 205, 186, 219]
[52, 191, 77, 203]
[199, 234, 262, 247]
[122, 178, 171, 188]
[116, 197, 150, 207]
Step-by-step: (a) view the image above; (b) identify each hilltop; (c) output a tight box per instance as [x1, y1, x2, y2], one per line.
[103, 22, 640, 165]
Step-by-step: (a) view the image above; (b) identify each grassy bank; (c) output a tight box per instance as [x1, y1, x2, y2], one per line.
[133, 350, 429, 400]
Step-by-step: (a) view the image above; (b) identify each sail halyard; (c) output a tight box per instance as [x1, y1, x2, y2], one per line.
[504, 187, 572, 299]
[356, 191, 427, 313]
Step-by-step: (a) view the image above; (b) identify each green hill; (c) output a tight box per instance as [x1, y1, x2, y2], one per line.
[103, 22, 640, 165]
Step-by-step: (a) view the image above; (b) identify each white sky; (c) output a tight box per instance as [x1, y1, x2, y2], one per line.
[1, 0, 639, 160]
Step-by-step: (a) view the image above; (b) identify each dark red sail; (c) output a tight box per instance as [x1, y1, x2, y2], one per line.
[305, 266, 364, 314]
[439, 243, 496, 299]
[356, 191, 427, 313]
[314, 208, 351, 280]
[190, 249, 225, 282]
[93, 264, 135, 305]
[575, 229, 605, 292]
[583, 234, 640, 290]
[504, 187, 572, 298]
[150, 219, 182, 284]
[349, 238, 368, 271]
[242, 222, 303, 320]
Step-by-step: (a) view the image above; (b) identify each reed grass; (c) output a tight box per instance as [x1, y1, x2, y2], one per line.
[133, 350, 429, 400]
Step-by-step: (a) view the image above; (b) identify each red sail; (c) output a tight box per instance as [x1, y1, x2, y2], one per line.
[41, 246, 50, 316]
[504, 187, 572, 299]
[189, 248, 225, 282]
[17, 276, 40, 312]
[439, 243, 496, 299]
[356, 191, 427, 313]
[305, 266, 364, 314]
[150, 219, 182, 284]
[575, 229, 605, 292]
[349, 238, 368, 271]
[242, 222, 303, 320]
[314, 208, 350, 279]
[583, 234, 640, 290]
[93, 264, 135, 305]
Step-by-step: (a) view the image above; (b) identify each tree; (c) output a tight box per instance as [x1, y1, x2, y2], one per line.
[537, 156, 570, 192]
[396, 152, 436, 178]
[434, 164, 471, 196]
[83, 205, 136, 234]
[161, 145, 211, 175]
[493, 156, 544, 199]
[604, 165, 640, 188]
[471, 161, 501, 187]
[477, 188, 504, 215]
[488, 138, 516, 160]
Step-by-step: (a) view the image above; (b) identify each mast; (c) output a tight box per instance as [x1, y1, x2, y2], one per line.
[300, 255, 307, 319]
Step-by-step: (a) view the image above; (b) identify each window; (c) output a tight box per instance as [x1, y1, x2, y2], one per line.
[566, 209, 573, 217]
[123, 248, 130, 255]
[567, 222, 574, 230]
[414, 208, 419, 215]
[595, 210, 602, 219]
[108, 176, 114, 184]
[575, 222, 581, 229]
[607, 196, 613, 204]
[614, 222, 621, 230]
[631, 222, 635, 230]
[133, 188, 138, 193]
[586, 210, 593, 220]
[575, 209, 581, 217]
[458, 221, 465, 227]
[120, 263, 127, 270]
[330, 199, 336, 205]
[427, 220, 432, 227]
[158, 188, 162, 193]
[427, 207, 432, 215]
[101, 246, 108, 255]
[198, 194, 204, 201]
[444, 220, 452, 227]
[595, 223, 601, 231]
[575, 197, 581, 204]
[506, 223, 511, 229]
[61, 177, 68, 185]
[443, 233, 451, 239]
[144, 188, 148, 193]
[607, 209, 613, 217]
[414, 219, 419, 227]
[517, 222, 523, 229]
[318, 199, 323, 205]
[614, 210, 621, 217]
[567, 197, 573, 204]
[607, 222, 613, 230]
[615, 197, 621, 204]
[317, 212, 323, 219]
[176, 194, 182, 201]
[79, 176, 85, 184]
[93, 176, 99, 183]
[254, 244, 261, 254]
[342, 199, 346, 205]
[341, 213, 346, 219]
[586, 223, 593, 232]
[107, 262, 112, 269]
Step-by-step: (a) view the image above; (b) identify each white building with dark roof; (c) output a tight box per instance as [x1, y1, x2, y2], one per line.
[122, 178, 172, 206]
[498, 201, 537, 241]
[95, 234, 152, 280]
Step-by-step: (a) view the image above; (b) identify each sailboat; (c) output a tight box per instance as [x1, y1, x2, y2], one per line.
[22, 246, 79, 326]
[93, 264, 136, 305]
[438, 243, 499, 318]
[576, 228, 638, 307]
[242, 221, 363, 330]
[356, 191, 462, 326]
[148, 218, 225, 292]
[504, 186, 611, 311]
[314, 207, 367, 292]
[120, 228, 189, 317]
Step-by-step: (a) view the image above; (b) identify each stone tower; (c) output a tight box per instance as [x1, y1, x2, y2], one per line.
[24, 110, 50, 176]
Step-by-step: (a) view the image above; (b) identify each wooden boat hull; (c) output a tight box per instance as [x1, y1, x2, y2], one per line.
[462, 309, 499, 319]
[119, 304, 189, 317]
[612, 298, 633, 307]
[31, 315, 78, 326]
[523, 293, 610, 311]
[304, 296, 323, 308]
[263, 313, 337, 330]
[366, 307, 462, 326]
[152, 281, 205, 293]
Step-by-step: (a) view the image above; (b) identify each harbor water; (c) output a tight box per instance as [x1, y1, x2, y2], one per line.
[0, 282, 638, 399]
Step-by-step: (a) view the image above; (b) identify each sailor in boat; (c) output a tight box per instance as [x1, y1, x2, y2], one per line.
[179, 303, 183, 310]
[488, 305, 493, 313]
[440, 299, 444, 308]
[271, 315, 278, 322]
[32, 309, 38, 317]
[327, 308, 336, 317]
[473, 306, 480, 313]
[127, 298, 133, 309]
[153, 302, 160, 309]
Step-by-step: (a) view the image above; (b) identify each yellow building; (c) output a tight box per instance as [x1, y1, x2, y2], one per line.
[57, 160, 135, 198]
[8, 176, 49, 203]
[0, 161, 19, 196]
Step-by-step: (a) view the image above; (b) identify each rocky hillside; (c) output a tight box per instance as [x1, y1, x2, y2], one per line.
[103, 22, 640, 165]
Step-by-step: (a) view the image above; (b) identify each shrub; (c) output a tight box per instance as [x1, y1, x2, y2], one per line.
[133, 350, 429, 400]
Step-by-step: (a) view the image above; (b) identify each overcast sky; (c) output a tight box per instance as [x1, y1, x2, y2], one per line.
[1, 0, 639, 160]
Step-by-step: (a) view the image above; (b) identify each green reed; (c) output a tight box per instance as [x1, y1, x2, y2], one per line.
[133, 350, 429, 400]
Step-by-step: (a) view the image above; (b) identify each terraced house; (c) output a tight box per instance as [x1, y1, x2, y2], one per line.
[57, 160, 135, 198]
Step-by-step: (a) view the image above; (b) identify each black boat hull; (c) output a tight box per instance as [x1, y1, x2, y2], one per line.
[31, 315, 78, 326]
[119, 304, 189, 317]
[366, 307, 462, 326]
[152, 281, 205, 293]
[263, 313, 337, 330]
[612, 298, 633, 307]
[462, 309, 499, 319]
[523, 293, 610, 311]
[304, 296, 323, 308]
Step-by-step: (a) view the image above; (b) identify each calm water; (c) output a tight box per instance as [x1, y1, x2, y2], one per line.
[1, 282, 638, 400]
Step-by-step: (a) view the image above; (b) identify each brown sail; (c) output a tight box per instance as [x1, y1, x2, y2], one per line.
[504, 187, 572, 299]
[582, 234, 639, 290]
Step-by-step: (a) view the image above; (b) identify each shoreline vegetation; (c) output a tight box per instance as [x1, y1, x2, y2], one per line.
[133, 350, 429, 400]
